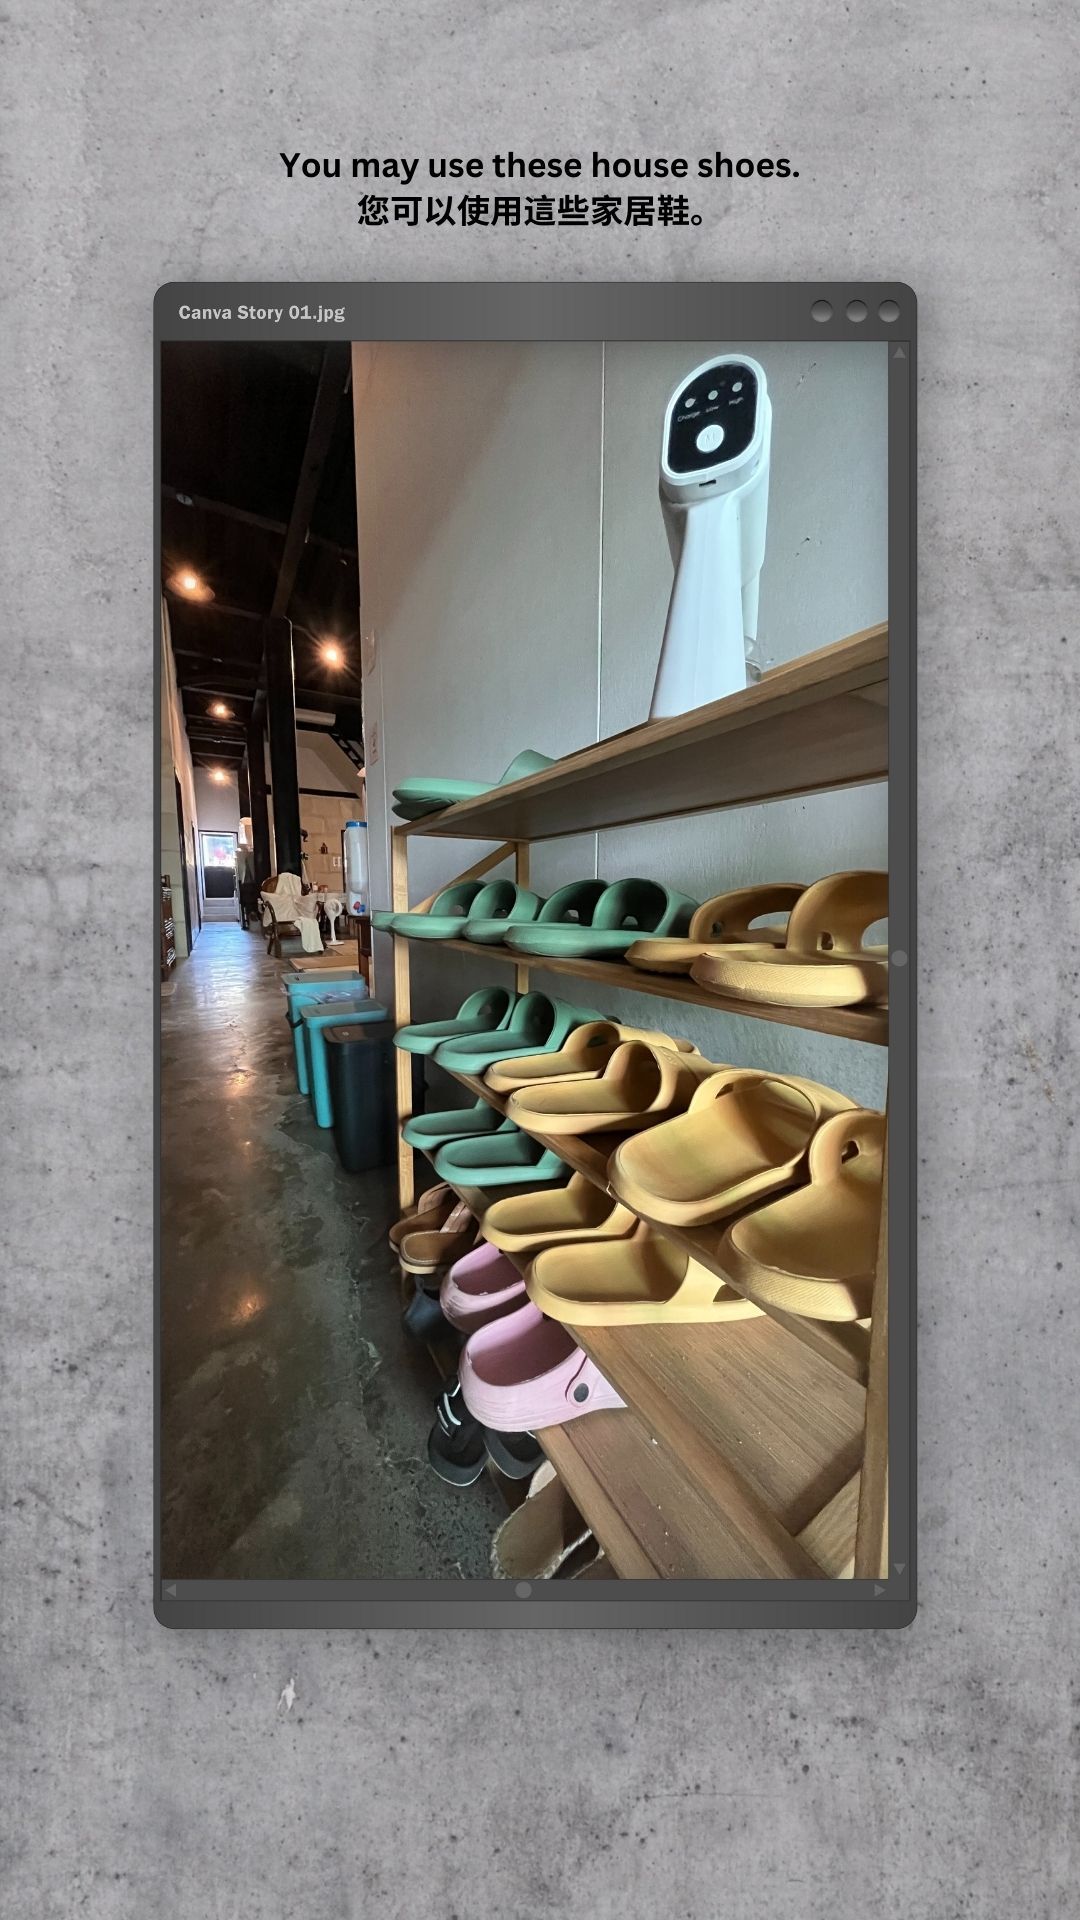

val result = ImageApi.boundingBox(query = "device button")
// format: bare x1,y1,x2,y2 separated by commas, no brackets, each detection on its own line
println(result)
696,423,724,453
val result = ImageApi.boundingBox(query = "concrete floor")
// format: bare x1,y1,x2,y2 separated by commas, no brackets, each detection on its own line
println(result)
160,924,503,1580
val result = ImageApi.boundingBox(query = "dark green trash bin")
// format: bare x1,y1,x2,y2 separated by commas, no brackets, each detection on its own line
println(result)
325,1021,396,1172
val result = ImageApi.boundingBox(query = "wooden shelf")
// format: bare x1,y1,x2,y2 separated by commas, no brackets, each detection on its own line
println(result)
432,937,888,1046
390,622,890,1583
447,1071,871,1384
400,625,887,843
432,1171,862,1579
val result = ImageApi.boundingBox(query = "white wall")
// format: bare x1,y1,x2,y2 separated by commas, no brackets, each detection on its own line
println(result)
160,601,200,957
354,340,888,1110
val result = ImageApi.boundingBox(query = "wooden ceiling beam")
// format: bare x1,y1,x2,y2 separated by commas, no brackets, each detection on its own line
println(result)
164,589,264,623
162,483,357,559
271,343,352,620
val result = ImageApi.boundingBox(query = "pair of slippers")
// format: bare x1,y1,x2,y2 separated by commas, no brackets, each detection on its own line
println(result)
685,871,888,1010
392,750,554,822
490,1460,614,1582
389,1187,478,1276
402,1104,571,1188
427,1377,544,1488
435,1237,626,1429
397,989,604,1079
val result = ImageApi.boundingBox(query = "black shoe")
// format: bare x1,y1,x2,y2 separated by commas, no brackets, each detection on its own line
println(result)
427,1378,487,1487
403,1282,455,1343
483,1427,544,1481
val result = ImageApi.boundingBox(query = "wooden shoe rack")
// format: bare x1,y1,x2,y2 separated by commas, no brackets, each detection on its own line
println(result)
386,625,892,1581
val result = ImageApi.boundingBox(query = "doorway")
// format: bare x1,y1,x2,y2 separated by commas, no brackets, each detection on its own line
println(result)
199,831,239,920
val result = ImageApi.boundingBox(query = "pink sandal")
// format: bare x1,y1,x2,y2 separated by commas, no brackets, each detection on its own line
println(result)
460,1300,625,1432
440,1240,527,1334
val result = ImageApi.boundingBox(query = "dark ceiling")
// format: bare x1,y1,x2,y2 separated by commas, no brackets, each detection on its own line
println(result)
160,341,362,769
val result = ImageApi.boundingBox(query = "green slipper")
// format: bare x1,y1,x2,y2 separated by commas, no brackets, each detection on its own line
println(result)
463,879,544,944
394,987,517,1056
390,880,487,941
402,1102,513,1152
433,1129,570,1188
507,878,698,959
434,992,604,1077
392,749,555,819
493,877,608,957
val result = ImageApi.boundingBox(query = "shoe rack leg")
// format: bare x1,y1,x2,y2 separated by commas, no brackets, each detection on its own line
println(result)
514,841,531,995
854,1117,889,1578
391,828,415,1213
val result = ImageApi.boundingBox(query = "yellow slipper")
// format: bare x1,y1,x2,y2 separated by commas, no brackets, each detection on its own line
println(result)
526,1218,763,1326
484,1020,696,1095
721,1109,885,1320
690,870,888,1009
626,882,805,975
506,1042,719,1138
481,1174,637,1256
609,1068,857,1228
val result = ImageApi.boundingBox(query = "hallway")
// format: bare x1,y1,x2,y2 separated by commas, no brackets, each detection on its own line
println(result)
160,925,502,1580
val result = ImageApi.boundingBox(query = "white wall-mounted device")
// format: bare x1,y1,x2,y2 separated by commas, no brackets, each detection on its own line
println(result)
649,354,772,719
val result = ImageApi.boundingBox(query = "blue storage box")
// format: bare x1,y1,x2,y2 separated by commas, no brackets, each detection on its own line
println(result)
299,995,389,1128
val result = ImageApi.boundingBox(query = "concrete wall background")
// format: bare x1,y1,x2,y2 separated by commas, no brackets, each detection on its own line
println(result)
357,338,887,1111
5,3,1079,1915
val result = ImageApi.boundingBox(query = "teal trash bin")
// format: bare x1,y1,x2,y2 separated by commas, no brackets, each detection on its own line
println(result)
300,996,389,1128
282,974,369,1097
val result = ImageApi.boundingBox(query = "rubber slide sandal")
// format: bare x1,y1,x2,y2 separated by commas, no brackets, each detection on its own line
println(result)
388,1181,454,1251
722,1108,885,1321
460,1300,626,1431
484,1020,697,1095
609,1068,857,1228
434,993,603,1076
440,1241,528,1334
490,1461,592,1579
494,877,608,954
392,750,555,818
388,880,488,942
481,1174,637,1256
433,1129,569,1188
462,879,544,944
394,987,516,1055
526,1218,764,1327
626,882,806,975
401,1101,511,1152
506,1040,718,1137
506,877,697,959
390,797,452,821
690,870,889,1008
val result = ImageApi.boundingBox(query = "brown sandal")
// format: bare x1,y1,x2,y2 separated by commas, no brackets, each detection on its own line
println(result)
388,1182,454,1253
398,1198,478,1276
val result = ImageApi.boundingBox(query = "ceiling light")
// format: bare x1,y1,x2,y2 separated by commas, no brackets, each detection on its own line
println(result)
210,701,232,719
210,768,228,784
167,566,215,603
320,639,344,668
